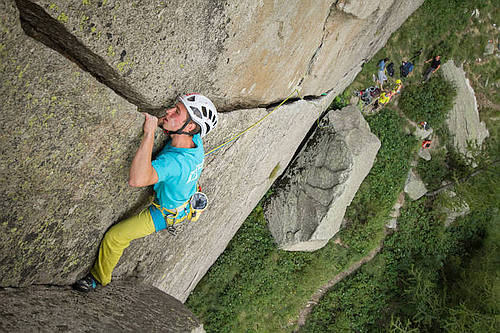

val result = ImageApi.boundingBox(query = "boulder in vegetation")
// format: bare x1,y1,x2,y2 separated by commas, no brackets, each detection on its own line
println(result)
418,147,432,160
413,126,433,140
404,169,427,200
265,106,380,251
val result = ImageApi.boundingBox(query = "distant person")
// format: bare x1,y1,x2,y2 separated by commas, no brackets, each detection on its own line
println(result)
392,79,403,94
374,90,394,110
418,121,430,131
400,60,414,78
423,55,441,82
378,58,390,72
376,58,390,89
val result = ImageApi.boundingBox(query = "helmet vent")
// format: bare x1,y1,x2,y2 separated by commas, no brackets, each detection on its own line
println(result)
201,106,207,117
190,106,202,118
208,110,213,119
187,96,196,102
205,123,211,133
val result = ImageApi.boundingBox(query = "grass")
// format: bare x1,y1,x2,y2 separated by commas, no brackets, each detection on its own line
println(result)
186,203,366,332
398,75,456,129
302,197,499,332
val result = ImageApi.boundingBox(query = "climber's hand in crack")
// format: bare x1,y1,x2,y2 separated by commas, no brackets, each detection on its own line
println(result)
142,112,158,135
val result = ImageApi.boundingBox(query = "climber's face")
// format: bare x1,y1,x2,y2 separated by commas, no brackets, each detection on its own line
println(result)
158,102,190,132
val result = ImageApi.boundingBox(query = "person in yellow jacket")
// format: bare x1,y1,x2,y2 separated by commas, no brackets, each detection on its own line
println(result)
74,93,218,292
378,90,394,106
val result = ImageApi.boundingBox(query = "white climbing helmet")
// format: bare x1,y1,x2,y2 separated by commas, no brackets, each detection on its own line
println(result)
178,93,218,137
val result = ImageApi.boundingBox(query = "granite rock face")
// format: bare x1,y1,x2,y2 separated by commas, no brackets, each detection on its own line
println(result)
1,0,424,303
0,280,204,332
264,106,380,251
114,92,339,300
441,60,489,160
337,0,381,19
1,0,151,287
18,0,423,110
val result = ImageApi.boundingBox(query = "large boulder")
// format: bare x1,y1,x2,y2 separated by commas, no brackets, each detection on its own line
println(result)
0,280,204,332
18,0,423,110
441,60,489,160
264,106,381,251
1,0,424,302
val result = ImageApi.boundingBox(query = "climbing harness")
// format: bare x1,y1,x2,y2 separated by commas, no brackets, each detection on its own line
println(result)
422,140,432,149
150,184,208,236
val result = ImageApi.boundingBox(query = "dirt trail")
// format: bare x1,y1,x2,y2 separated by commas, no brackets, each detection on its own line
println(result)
293,234,386,331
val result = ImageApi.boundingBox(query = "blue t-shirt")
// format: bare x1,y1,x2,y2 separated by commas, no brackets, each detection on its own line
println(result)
151,134,204,210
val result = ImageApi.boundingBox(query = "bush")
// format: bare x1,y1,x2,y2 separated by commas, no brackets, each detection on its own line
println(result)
399,75,456,130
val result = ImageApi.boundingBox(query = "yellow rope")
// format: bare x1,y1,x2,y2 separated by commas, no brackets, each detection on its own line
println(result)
204,89,301,156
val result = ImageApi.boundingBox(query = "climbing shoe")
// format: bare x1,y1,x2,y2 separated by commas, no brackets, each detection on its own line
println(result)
74,273,99,292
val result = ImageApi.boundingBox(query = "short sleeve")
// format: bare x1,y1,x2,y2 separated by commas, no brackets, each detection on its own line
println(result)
152,154,182,183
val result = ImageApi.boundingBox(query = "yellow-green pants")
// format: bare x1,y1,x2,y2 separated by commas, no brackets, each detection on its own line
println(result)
90,207,156,286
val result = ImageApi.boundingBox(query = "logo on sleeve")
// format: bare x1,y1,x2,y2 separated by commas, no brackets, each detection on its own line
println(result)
187,162,203,183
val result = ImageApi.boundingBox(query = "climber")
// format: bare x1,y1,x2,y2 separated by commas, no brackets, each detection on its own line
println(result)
418,121,430,131
422,55,441,82
374,90,394,109
74,93,218,292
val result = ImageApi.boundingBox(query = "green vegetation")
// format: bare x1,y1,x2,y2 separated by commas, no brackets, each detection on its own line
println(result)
343,108,415,253
399,76,456,130
302,0,500,331
302,200,499,332
188,0,499,331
